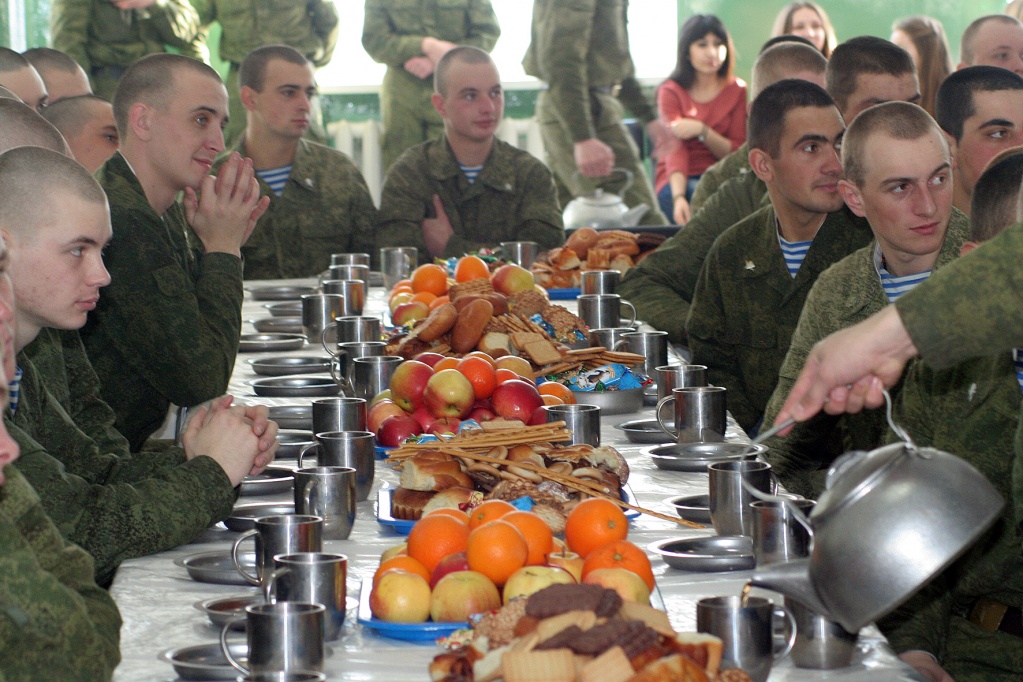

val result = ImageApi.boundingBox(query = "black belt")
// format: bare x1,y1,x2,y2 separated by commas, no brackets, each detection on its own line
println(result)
968,598,1023,638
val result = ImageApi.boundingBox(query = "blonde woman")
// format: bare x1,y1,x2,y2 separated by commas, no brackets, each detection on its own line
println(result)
772,2,837,58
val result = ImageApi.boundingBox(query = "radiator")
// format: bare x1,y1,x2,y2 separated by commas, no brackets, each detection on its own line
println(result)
329,117,547,208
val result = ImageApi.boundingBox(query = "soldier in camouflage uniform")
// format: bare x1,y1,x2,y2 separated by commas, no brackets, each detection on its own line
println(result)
51,0,201,100
685,81,870,433
376,47,563,262
762,102,966,497
80,54,269,451
362,0,500,173
523,0,674,225
215,46,377,279
192,0,339,147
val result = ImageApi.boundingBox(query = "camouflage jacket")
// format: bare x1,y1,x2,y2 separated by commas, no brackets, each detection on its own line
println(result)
685,205,872,433
689,142,750,213
216,138,377,279
193,0,338,66
762,211,969,497
878,352,1023,678
81,152,243,451
51,0,200,74
617,170,770,343
0,465,121,680
375,136,565,262
523,0,655,140
10,330,236,585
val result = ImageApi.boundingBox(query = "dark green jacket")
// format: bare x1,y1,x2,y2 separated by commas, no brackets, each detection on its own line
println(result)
11,329,236,585
82,152,243,451
0,465,121,680
686,205,872,432
193,0,338,66
763,211,969,497
375,136,565,262
689,142,750,213
216,138,377,278
618,170,769,343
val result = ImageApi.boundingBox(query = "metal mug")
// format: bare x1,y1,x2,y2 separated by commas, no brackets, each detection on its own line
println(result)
622,330,668,379
655,364,707,403
544,403,601,446
221,601,325,675
351,355,402,401
264,552,348,642
328,341,387,390
319,279,365,316
298,431,375,501
786,597,859,669
581,269,620,295
587,326,634,350
334,316,382,345
300,294,343,344
750,499,815,566
330,252,370,267
312,397,367,434
708,461,777,537
656,386,727,443
500,241,540,268
326,264,369,286
697,595,796,682
577,294,637,329
232,515,323,587
235,672,326,682
380,246,417,290
293,467,357,541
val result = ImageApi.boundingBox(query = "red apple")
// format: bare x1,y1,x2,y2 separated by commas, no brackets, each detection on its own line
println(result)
389,360,435,412
429,551,470,588
546,550,584,583
368,399,407,433
428,417,461,437
502,565,576,604
490,263,535,296
392,301,429,326
411,406,437,430
490,379,544,422
469,406,497,423
527,405,548,426
413,352,446,368
429,571,501,622
423,368,476,419
388,292,414,314
370,570,431,623
583,568,650,604
377,414,423,447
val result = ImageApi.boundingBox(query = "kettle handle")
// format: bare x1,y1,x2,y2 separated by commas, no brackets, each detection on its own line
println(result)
570,167,634,192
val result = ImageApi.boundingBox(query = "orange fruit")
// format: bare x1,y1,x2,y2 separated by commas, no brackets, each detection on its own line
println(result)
454,255,491,283
374,555,431,585
423,507,470,526
542,395,564,406
565,497,629,558
502,511,554,566
407,514,470,573
468,499,516,531
428,295,451,311
433,357,460,372
411,291,438,307
464,351,498,368
466,520,529,586
457,356,498,399
411,264,449,296
581,540,655,591
538,382,576,405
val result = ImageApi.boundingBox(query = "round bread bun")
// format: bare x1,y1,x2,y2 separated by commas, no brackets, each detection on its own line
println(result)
566,227,599,259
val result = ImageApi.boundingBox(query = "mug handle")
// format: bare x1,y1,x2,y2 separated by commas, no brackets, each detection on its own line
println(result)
620,299,637,328
220,618,249,674
655,395,679,439
231,530,261,586
320,325,337,356
262,566,290,604
300,477,318,518
297,442,319,469
773,604,798,661
612,339,628,351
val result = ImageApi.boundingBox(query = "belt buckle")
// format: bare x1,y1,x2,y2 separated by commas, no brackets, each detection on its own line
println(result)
970,598,1008,632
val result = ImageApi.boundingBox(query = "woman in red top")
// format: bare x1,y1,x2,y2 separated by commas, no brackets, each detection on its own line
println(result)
655,14,746,225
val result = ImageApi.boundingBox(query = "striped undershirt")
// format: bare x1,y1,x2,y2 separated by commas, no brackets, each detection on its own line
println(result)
8,366,22,415
459,162,484,184
1014,349,1023,395
778,236,813,278
255,165,292,196
872,243,932,303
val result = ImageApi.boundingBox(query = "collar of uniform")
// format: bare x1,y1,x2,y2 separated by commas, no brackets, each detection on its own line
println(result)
230,138,318,196
427,137,517,194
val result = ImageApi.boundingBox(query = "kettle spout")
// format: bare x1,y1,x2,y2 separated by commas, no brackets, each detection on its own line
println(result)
621,203,649,227
750,559,832,616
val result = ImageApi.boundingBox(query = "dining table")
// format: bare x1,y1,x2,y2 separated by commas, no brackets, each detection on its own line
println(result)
109,277,924,681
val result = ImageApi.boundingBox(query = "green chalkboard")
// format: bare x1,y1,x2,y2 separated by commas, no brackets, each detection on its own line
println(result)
675,0,1006,86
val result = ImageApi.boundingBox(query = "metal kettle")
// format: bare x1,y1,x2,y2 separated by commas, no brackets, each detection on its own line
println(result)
750,440,1003,632
562,168,649,229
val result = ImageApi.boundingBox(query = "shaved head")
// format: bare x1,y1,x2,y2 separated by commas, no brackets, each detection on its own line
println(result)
23,47,90,102
0,99,70,156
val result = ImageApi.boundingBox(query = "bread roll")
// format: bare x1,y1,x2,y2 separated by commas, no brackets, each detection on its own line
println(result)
417,302,458,342
421,486,476,516
400,452,473,491
390,487,436,520
566,227,599,259
548,247,582,271
451,298,494,353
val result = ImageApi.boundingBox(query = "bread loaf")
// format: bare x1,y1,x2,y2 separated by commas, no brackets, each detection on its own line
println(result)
417,302,458,342
400,452,473,491
566,227,599,259
451,298,494,353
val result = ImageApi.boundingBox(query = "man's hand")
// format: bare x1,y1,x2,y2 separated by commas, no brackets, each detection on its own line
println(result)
647,120,680,161
422,194,454,258
422,37,457,65
182,397,279,474
404,56,435,79
183,153,270,256
180,405,263,487
899,652,954,682
574,138,615,178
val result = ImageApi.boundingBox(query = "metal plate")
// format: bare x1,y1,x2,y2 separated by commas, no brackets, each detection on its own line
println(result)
194,594,262,629
239,465,295,496
248,285,318,301
174,551,257,586
665,494,712,524
645,442,767,473
248,355,332,377
276,430,314,460
265,301,302,317
251,317,303,334
159,641,249,680
649,536,755,572
615,418,673,444
249,376,340,398
238,333,306,353
573,387,644,415
224,502,296,533
268,405,313,430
